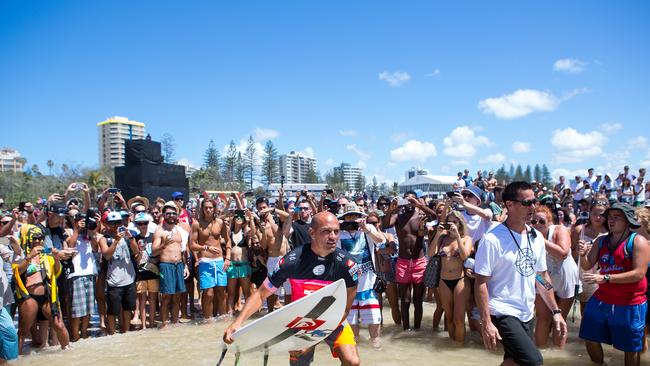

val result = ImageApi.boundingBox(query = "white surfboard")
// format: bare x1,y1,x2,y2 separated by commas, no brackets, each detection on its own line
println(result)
230,279,347,355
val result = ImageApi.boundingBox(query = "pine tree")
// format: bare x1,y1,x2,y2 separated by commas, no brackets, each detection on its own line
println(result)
541,164,553,188
508,164,515,181
524,165,532,182
495,165,508,185
235,151,246,190
203,140,220,169
161,133,176,163
514,165,524,181
305,165,318,183
243,136,258,190
533,164,542,183
261,140,279,185
223,140,238,184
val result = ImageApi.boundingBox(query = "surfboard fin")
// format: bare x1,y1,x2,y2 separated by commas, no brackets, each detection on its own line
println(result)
234,352,241,366
263,345,269,366
215,344,228,366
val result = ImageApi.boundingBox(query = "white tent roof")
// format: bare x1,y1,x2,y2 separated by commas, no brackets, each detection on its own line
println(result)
399,174,457,186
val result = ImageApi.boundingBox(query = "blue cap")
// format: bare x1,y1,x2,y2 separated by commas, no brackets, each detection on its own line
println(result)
414,189,424,198
172,192,184,199
461,186,484,205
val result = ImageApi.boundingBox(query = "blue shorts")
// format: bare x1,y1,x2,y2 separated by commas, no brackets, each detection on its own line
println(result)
0,307,18,361
199,259,227,289
579,297,647,352
159,262,187,295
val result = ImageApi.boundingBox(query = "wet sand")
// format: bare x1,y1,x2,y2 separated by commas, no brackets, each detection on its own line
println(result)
18,302,649,365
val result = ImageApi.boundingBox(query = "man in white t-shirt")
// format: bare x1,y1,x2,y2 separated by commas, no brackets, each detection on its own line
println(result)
474,181,567,366
453,172,466,190
451,186,492,245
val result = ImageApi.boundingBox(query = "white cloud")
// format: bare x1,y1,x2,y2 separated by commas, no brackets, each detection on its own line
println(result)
512,141,531,153
479,153,507,165
325,158,334,167
346,144,370,162
425,69,441,77
628,136,648,149
378,71,411,87
552,168,585,181
300,147,316,158
600,123,623,133
553,58,587,73
443,126,492,159
339,129,357,137
222,138,265,166
253,128,279,141
390,140,438,162
356,161,367,169
478,89,559,119
551,128,607,163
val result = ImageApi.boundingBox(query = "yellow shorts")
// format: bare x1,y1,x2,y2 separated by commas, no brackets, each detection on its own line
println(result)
136,279,160,294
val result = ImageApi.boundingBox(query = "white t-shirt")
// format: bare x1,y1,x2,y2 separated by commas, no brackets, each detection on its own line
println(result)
462,211,491,245
570,181,583,200
474,223,547,322
634,183,645,203
70,236,98,278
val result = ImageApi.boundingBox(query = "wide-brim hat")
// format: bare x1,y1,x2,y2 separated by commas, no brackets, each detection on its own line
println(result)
127,196,150,210
337,202,367,219
604,202,640,229
461,186,484,205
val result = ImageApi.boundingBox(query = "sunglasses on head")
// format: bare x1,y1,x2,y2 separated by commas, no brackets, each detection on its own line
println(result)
530,218,546,225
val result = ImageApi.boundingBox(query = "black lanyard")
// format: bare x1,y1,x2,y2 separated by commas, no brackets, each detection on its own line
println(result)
504,222,530,254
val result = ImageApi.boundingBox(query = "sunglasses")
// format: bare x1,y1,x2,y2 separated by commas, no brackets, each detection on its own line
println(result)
164,212,178,216
107,221,121,226
31,236,44,241
297,207,310,211
136,222,149,226
174,197,184,201
134,210,146,214
530,218,546,225
512,199,537,207
592,200,609,206
0,221,11,226
367,221,379,225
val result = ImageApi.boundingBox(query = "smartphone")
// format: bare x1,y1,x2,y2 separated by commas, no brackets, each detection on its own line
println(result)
446,191,457,198
440,223,451,230
325,189,334,195
118,227,126,234
75,183,84,190
42,246,52,255
397,198,409,206
18,202,26,212
234,209,245,217
107,187,121,194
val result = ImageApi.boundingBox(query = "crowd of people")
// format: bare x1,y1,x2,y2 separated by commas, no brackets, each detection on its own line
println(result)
0,164,649,365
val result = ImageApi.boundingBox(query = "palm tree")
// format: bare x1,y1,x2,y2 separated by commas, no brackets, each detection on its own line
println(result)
47,160,54,175
85,170,112,201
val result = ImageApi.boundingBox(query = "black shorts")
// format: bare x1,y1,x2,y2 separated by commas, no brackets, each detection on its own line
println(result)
491,315,543,366
106,283,136,316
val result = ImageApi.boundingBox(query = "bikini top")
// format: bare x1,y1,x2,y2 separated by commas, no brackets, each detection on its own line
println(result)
232,230,247,248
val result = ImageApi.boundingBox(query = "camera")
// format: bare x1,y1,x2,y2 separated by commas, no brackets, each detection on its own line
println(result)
397,198,409,207
340,221,359,231
325,188,334,195
578,211,589,220
446,191,458,198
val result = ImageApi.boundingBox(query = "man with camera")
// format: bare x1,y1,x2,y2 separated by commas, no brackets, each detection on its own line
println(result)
98,211,139,335
386,191,436,330
338,202,385,348
451,186,492,245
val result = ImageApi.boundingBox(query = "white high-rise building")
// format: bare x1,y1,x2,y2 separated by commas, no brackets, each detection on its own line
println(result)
334,163,364,191
0,148,25,173
98,116,146,168
278,151,317,184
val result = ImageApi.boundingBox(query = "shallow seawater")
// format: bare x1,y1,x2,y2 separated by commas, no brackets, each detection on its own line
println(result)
18,302,649,366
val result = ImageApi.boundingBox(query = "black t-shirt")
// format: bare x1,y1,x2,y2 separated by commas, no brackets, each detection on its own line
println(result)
39,223,68,251
291,220,311,248
267,245,358,300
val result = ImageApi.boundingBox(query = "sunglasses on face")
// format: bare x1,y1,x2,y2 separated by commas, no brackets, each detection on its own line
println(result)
107,221,121,226
530,218,546,225
174,197,184,201
31,236,44,242
0,221,11,226
136,222,149,226
367,221,379,225
513,199,537,207
298,207,310,211
134,210,146,214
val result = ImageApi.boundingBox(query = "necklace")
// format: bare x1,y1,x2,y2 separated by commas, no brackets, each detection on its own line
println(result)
504,222,536,277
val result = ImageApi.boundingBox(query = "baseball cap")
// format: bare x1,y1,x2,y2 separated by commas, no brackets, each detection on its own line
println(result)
105,211,122,222
172,192,184,200
134,212,152,223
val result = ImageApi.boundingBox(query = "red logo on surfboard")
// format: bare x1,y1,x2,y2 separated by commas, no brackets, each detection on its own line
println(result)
285,317,325,331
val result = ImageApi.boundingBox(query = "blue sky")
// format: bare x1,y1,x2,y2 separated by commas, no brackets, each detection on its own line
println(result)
1,1,649,184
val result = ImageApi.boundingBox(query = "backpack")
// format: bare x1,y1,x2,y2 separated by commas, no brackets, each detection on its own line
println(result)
597,232,637,259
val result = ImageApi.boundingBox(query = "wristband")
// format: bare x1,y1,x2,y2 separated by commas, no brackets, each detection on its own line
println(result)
551,309,562,315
